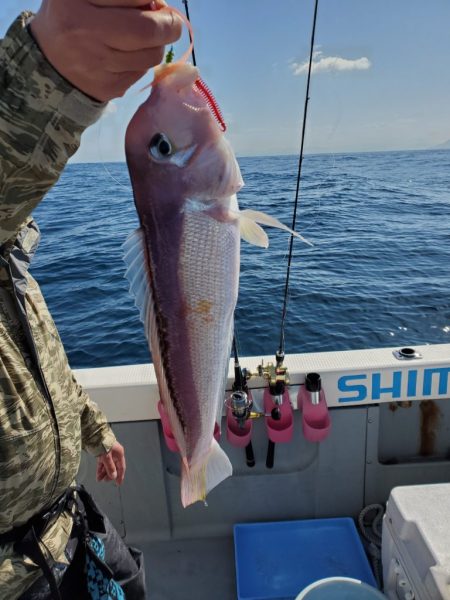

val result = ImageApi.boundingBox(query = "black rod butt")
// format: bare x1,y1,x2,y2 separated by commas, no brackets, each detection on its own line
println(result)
245,442,256,468
266,440,275,469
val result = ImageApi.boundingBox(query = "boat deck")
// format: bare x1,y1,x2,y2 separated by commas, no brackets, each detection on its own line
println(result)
142,537,235,599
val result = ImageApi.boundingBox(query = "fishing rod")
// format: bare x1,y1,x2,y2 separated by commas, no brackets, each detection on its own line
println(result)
255,0,319,469
182,0,197,66
230,337,256,468
278,0,319,357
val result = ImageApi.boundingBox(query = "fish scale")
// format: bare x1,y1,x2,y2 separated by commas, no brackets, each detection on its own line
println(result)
179,207,240,463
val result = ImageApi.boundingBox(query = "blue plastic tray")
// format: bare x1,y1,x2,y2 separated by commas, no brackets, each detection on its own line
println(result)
234,517,377,600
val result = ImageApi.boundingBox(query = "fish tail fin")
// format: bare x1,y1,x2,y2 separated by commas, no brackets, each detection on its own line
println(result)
181,441,232,508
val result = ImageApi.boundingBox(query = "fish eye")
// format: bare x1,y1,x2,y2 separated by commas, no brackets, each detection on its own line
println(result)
149,133,173,160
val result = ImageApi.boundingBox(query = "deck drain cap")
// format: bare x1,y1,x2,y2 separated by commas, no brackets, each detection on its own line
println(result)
393,347,422,360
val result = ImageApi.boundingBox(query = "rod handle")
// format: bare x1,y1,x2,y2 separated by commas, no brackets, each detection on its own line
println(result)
245,442,256,468
266,440,275,469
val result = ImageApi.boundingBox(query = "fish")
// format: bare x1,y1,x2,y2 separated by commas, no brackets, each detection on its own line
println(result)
124,62,309,507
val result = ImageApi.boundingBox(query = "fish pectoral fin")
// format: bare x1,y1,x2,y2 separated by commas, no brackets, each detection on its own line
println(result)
239,215,269,248
240,209,313,247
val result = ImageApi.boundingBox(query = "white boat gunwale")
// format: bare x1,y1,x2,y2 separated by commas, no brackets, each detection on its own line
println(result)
74,343,450,422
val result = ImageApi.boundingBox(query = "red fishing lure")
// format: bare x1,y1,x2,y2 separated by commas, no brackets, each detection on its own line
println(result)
194,78,227,132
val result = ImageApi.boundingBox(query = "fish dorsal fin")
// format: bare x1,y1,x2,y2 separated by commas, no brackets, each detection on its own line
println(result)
122,228,152,334
239,209,313,247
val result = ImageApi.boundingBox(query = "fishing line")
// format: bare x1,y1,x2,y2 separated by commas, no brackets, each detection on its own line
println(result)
97,114,130,192
278,0,319,356
182,0,197,66
299,152,337,235
145,5,195,88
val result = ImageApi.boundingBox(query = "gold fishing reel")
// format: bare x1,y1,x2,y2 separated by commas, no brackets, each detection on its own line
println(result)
236,352,290,417
251,351,290,400
256,359,290,390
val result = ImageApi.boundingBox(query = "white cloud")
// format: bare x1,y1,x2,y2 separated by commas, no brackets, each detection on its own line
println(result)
291,50,371,75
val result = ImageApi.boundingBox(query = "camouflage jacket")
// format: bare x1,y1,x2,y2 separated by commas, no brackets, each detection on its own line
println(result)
0,13,117,599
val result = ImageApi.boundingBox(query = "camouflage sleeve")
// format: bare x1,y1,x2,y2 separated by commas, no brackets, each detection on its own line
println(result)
0,12,105,246
72,372,117,456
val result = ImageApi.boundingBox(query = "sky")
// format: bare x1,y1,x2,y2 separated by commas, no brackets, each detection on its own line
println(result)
1,0,450,162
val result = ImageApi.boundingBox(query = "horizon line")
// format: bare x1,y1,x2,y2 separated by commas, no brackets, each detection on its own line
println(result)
70,146,449,165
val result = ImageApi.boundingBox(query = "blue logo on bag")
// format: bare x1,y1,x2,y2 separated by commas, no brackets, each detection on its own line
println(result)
86,535,125,600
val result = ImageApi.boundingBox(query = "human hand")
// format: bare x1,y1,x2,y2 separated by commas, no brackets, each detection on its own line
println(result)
96,441,126,484
30,0,182,102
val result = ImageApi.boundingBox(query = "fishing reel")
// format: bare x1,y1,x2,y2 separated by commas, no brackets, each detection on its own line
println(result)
225,350,293,469
256,350,290,406
226,385,281,425
227,351,291,421
226,390,253,429
225,359,254,428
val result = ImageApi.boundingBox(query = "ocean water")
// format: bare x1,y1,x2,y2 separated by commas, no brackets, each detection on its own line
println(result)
32,150,450,369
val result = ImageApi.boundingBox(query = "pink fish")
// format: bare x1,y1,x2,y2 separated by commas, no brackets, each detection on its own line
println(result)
124,62,308,506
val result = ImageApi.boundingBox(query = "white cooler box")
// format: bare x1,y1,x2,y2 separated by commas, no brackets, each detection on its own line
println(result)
382,484,450,600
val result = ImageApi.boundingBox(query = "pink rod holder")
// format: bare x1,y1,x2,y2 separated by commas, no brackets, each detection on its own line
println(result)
263,389,294,443
297,372,331,442
226,391,253,447
158,401,220,453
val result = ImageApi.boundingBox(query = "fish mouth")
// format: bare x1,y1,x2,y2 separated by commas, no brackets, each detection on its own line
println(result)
193,78,227,132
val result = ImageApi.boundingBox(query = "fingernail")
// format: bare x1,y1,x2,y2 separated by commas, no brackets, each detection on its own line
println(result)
154,0,168,7
112,471,117,479
150,0,167,9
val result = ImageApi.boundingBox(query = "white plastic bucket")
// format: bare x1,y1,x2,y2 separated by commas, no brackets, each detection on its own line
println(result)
296,577,387,599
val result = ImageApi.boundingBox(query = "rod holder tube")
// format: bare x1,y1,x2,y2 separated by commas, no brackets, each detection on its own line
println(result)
310,391,320,405
305,372,321,406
